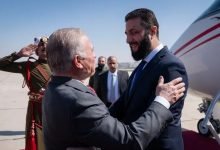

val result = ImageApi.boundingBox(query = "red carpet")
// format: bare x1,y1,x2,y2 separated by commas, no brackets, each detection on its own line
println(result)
183,130,220,150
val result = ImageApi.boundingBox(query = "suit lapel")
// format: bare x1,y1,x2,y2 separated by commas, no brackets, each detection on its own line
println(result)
128,47,168,98
127,65,139,92
103,72,108,98
117,71,122,93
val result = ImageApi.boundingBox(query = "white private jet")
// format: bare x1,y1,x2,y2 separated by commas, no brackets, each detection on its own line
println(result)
170,0,220,144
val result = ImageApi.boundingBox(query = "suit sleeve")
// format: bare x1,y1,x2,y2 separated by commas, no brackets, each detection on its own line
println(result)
96,74,103,101
162,61,188,103
161,60,188,125
125,71,129,83
72,93,172,150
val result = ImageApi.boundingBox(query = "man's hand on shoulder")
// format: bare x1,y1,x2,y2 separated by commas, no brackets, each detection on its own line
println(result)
156,76,185,105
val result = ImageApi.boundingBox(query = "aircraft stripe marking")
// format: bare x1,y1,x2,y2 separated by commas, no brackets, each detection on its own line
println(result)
174,23,220,55
178,33,220,57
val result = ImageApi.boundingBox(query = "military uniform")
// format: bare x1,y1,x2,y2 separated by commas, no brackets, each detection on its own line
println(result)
0,52,51,150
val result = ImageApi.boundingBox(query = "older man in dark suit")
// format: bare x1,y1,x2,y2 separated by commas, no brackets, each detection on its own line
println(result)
42,28,185,150
97,56,129,107
110,8,188,150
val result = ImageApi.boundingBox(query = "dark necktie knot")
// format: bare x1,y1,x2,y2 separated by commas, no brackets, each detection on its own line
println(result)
137,60,147,72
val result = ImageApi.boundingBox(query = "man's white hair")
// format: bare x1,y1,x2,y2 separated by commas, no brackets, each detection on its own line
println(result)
46,28,88,74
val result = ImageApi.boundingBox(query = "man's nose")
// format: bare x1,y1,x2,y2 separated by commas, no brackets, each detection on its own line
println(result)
126,34,133,43
126,36,130,44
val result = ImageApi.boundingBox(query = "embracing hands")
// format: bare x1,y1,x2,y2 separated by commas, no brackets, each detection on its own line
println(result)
156,76,185,104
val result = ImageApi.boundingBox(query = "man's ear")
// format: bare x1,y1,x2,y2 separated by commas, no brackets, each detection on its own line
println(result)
73,55,83,69
150,26,157,37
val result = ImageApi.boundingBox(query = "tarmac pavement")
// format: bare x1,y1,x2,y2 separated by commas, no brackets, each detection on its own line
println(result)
0,71,205,150
0,71,27,150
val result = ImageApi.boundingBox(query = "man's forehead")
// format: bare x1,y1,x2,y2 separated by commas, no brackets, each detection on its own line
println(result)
99,57,105,61
125,18,143,30
108,57,117,62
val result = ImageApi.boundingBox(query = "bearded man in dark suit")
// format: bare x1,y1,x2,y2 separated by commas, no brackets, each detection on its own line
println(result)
110,8,188,150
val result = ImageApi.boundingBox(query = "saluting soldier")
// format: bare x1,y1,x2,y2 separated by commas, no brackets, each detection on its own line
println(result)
0,37,51,150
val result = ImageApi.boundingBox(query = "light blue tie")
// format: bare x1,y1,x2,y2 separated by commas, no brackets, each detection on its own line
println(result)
109,74,116,102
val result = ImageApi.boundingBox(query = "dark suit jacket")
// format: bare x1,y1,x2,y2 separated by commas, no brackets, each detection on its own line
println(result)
42,76,173,150
97,70,129,105
88,66,107,92
110,47,188,150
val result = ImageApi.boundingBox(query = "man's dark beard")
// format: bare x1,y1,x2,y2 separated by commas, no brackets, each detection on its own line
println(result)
97,64,105,70
131,35,152,61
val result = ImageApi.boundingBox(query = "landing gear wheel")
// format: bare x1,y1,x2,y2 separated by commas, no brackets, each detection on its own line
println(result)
197,118,211,137
210,119,220,133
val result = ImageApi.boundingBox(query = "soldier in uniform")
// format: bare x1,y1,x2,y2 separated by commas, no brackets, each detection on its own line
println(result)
0,37,51,150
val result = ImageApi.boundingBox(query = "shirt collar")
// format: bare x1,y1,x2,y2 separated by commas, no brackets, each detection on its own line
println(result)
108,70,118,76
143,43,164,63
